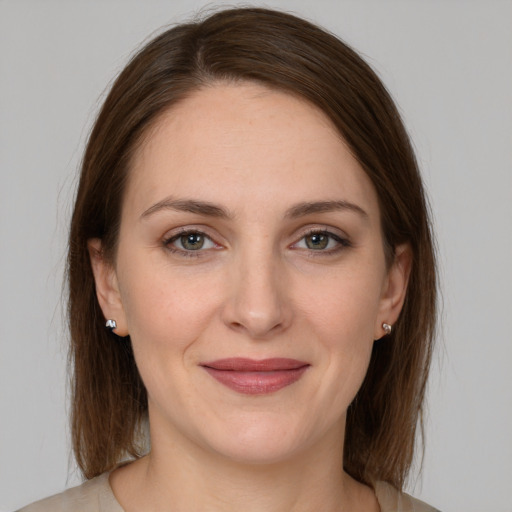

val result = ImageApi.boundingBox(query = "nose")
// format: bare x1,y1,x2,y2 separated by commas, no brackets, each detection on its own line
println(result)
221,248,292,339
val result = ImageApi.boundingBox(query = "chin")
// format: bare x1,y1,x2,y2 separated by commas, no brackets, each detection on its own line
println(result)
212,439,304,466
195,414,321,466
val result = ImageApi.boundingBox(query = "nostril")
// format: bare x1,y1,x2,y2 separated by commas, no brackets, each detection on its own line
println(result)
230,321,247,332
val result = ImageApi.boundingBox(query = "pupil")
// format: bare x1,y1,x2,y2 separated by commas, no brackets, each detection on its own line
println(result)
307,233,328,250
182,233,204,250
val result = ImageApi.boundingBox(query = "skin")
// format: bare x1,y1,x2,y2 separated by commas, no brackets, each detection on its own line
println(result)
89,82,411,511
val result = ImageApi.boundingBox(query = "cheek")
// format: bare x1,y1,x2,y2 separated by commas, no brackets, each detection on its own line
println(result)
304,265,384,344
300,267,383,402
117,268,222,414
117,258,223,363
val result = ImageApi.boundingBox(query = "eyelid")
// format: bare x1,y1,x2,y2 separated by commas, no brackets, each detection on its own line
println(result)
162,226,224,257
160,224,351,258
162,224,222,242
290,226,352,253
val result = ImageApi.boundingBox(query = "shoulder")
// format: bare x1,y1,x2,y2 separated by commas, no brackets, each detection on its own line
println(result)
16,473,124,512
374,481,441,512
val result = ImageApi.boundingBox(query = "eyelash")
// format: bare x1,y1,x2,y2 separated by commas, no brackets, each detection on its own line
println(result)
163,229,219,258
162,228,351,258
292,229,351,256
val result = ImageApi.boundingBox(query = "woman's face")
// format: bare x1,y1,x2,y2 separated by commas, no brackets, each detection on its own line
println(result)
91,83,409,464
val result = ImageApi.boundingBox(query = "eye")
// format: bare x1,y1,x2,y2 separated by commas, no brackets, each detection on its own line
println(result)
304,232,331,250
164,230,217,253
292,230,350,253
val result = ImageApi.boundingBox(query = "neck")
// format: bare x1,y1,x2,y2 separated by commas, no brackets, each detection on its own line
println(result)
110,417,378,512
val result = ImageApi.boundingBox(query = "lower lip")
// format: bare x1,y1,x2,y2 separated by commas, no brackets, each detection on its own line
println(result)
202,366,309,395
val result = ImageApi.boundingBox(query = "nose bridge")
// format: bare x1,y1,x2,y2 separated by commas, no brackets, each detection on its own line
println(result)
225,240,290,338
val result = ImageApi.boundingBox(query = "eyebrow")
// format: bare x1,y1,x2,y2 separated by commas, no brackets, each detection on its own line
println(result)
284,200,368,220
140,197,232,220
140,197,368,221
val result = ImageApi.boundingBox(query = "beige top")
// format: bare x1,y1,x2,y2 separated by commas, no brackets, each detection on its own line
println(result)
18,473,440,512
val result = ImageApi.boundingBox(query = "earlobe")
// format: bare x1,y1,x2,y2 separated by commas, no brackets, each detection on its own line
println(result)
87,238,129,337
375,243,412,339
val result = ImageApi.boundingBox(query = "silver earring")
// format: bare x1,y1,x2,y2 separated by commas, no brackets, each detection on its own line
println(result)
382,323,392,335
105,319,117,331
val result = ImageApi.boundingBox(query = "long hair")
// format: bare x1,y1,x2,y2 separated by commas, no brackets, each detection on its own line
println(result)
68,7,437,489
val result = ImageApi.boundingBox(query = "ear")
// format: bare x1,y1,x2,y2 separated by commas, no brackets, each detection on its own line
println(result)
87,238,129,337
374,243,412,339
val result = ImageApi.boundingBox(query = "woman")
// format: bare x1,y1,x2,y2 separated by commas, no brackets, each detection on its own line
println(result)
20,7,439,511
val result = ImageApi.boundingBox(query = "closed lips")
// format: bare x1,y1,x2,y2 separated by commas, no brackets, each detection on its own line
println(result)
200,358,310,394
201,358,309,371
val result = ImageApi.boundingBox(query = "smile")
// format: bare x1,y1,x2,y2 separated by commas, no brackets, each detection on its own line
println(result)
200,358,310,395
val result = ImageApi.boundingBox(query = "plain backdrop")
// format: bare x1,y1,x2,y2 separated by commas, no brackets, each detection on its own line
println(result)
1,1,511,511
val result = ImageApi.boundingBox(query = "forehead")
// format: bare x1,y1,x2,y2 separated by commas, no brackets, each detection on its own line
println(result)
124,82,380,222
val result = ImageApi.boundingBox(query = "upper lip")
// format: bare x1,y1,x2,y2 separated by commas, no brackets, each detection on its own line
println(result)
200,358,309,371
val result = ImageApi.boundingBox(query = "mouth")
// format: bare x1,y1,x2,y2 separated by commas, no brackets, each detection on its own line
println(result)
200,358,310,395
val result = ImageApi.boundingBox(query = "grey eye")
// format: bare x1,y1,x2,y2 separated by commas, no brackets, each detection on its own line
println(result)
304,233,330,250
167,231,216,252
179,233,206,250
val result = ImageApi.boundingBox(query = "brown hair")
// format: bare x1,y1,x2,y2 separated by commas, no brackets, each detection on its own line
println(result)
68,7,437,490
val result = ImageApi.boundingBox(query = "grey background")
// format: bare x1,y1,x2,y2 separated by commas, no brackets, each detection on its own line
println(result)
1,1,511,511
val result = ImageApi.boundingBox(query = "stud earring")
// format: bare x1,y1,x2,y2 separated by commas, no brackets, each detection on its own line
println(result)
382,323,392,335
105,319,117,331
